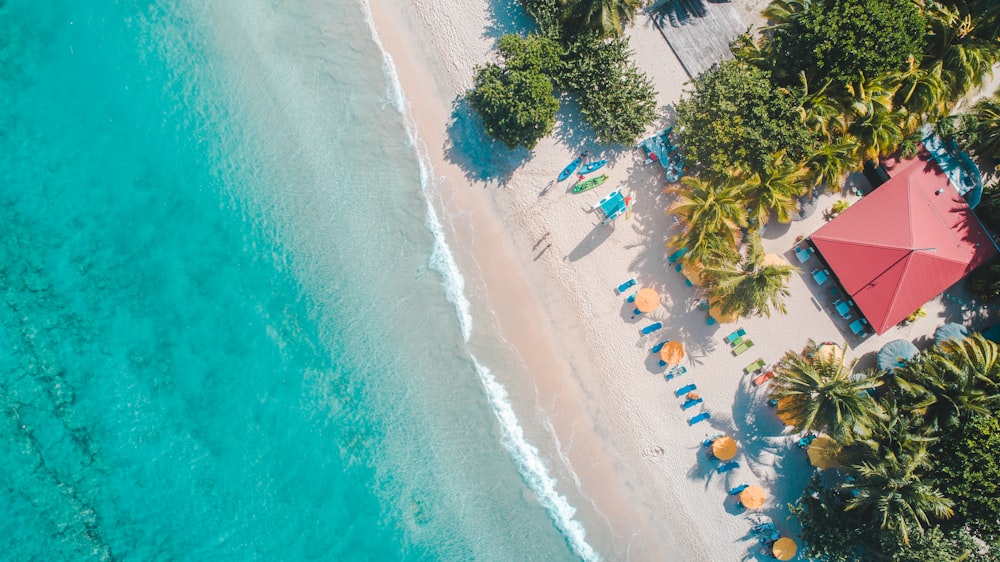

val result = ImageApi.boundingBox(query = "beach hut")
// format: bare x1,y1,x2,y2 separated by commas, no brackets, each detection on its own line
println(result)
877,339,919,372
738,485,766,510
711,436,737,461
772,537,798,561
807,435,841,470
935,322,969,346
634,288,660,313
659,341,685,365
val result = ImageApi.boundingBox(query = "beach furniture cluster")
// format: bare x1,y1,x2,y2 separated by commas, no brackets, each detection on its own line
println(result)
638,128,685,182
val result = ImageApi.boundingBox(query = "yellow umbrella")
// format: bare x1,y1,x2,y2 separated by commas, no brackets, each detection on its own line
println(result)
711,436,737,461
659,341,685,365
772,537,797,560
708,299,738,323
776,397,798,426
739,485,766,510
681,262,703,286
634,288,660,313
815,343,843,363
807,435,841,470
763,253,789,267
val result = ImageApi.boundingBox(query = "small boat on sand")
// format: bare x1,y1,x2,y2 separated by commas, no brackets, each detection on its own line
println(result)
572,173,609,193
579,159,607,174
557,154,584,181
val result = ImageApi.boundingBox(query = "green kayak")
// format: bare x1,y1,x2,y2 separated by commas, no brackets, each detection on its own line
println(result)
572,173,609,193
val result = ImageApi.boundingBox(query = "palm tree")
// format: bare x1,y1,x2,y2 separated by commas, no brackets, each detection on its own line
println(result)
761,0,810,31
743,151,809,225
796,73,845,143
841,74,908,161
895,57,950,124
803,139,860,196
666,174,748,254
894,334,1000,429
730,33,772,71
561,0,642,38
969,93,1000,177
701,234,796,319
841,447,955,545
769,340,884,443
922,3,1000,102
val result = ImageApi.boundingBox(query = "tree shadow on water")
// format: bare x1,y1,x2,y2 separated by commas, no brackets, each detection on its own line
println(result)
444,96,532,187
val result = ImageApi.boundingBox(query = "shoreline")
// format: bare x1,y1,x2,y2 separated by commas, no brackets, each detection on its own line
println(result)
365,0,994,560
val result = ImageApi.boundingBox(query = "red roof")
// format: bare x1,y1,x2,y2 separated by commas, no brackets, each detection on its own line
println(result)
811,152,997,334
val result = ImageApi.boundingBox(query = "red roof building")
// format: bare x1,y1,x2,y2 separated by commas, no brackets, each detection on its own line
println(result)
811,152,998,334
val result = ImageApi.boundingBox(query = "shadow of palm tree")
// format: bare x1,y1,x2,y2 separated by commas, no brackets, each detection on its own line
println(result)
566,221,614,261
482,0,535,41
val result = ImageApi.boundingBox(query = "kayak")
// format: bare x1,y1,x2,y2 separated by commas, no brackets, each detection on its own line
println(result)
572,173,609,193
557,156,583,181
579,159,607,174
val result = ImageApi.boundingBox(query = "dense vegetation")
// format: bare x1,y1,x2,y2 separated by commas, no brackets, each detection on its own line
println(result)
772,335,1000,560
467,0,657,149
667,0,1000,320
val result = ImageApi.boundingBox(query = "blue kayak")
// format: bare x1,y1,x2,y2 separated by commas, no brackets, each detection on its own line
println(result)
579,159,607,174
557,155,583,181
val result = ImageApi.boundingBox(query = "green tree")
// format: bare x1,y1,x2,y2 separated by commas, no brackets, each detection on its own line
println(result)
666,174,748,259
769,340,884,442
769,0,925,86
923,2,1000,103
701,234,796,319
561,36,657,144
893,335,1000,430
467,34,562,149
934,413,1000,545
968,93,1000,178
674,60,811,175
743,151,809,224
804,140,860,194
842,447,955,545
560,0,641,39
967,256,1000,301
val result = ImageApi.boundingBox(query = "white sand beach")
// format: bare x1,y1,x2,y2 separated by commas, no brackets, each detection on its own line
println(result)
368,1,995,559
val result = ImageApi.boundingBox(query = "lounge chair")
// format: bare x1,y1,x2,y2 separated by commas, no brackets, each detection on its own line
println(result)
732,340,755,356
641,322,663,335
632,308,643,316
725,328,746,344
717,461,739,473
626,293,636,303
616,278,636,295
730,335,746,347
744,359,766,374
675,383,697,396
728,484,749,495
701,433,723,446
681,398,703,410
651,340,668,353
752,371,775,387
667,248,687,263
688,411,711,425
797,434,817,448
665,366,687,380
707,316,717,325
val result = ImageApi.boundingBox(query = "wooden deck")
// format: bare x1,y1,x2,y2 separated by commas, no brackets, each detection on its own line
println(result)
648,0,749,79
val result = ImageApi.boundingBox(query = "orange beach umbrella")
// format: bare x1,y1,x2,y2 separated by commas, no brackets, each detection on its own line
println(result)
659,341,685,364
772,537,797,560
807,435,841,470
634,288,660,313
739,485,766,510
711,436,737,461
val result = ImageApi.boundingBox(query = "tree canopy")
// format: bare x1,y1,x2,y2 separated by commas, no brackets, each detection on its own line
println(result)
674,60,812,175
467,34,562,150
770,0,926,86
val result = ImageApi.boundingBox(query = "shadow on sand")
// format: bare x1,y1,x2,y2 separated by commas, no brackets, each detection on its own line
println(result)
443,96,532,187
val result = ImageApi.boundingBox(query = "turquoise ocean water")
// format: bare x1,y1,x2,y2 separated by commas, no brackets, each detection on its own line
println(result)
0,1,598,559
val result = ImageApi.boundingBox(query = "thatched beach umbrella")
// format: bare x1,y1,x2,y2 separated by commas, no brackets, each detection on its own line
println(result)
775,397,798,426
738,485,766,510
815,342,843,363
659,341,685,365
681,262,703,286
807,435,840,470
772,537,797,560
635,288,660,313
708,299,738,323
935,322,969,346
877,339,919,372
762,253,789,267
711,436,737,461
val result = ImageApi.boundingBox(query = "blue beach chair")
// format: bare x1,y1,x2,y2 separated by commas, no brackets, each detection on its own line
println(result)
641,322,663,335
717,461,739,474
616,278,636,295
728,484,749,495
725,328,746,345
665,366,687,380
675,383,696,396
651,340,668,353
681,398,702,410
688,411,711,425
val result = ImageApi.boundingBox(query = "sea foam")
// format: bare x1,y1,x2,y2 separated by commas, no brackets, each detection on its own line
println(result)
360,4,600,560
